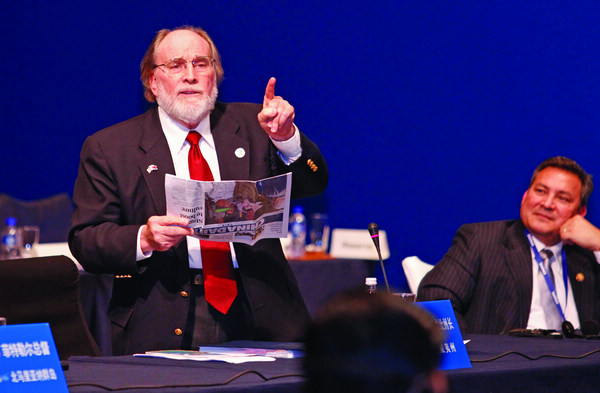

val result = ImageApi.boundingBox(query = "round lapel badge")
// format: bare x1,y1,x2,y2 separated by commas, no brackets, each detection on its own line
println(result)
235,148,246,158
576,272,585,282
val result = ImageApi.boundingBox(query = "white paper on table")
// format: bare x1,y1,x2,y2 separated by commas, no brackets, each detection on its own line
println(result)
133,350,276,364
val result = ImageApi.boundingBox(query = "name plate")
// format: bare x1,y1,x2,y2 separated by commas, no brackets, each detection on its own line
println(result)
329,228,390,260
0,323,68,392
416,300,472,370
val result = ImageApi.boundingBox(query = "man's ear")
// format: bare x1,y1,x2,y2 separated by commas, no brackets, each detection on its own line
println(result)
149,72,159,97
521,190,529,206
410,371,448,393
428,370,448,393
578,205,587,218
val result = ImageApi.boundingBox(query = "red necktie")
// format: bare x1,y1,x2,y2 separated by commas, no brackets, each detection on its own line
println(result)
186,131,237,314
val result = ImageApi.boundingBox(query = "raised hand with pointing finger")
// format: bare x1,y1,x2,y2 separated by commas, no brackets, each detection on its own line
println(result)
258,77,296,141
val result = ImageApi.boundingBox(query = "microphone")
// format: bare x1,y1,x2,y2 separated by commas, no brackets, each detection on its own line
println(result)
562,320,600,339
368,223,390,292
562,321,584,338
582,320,600,339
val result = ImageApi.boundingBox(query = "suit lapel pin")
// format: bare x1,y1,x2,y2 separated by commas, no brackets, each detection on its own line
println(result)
146,164,158,174
576,272,585,282
306,158,318,172
235,148,246,158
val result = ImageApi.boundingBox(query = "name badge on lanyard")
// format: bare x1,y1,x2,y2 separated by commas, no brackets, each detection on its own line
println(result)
525,230,569,322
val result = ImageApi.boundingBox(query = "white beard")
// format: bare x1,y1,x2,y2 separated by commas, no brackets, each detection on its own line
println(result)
156,83,218,127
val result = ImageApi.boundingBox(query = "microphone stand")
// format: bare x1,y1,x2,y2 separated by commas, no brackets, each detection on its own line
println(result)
368,223,390,293
378,247,390,293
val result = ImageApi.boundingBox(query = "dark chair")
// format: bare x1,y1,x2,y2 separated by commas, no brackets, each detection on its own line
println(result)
0,192,73,243
0,255,102,360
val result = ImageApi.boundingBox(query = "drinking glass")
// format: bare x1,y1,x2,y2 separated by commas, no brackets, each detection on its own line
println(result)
307,213,330,253
17,225,40,258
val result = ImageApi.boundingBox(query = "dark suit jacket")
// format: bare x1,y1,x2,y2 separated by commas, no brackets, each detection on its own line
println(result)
69,103,328,354
417,220,600,334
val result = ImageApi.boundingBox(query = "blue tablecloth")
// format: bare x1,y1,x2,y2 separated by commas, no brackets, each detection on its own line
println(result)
64,334,600,392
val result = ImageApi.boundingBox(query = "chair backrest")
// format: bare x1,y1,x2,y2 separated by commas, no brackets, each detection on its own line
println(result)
0,255,101,360
0,193,73,243
401,256,434,294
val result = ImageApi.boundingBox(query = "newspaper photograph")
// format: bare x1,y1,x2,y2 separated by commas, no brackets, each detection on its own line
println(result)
165,173,292,245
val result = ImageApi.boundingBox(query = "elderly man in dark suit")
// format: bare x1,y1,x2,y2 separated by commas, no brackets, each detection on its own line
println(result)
418,156,600,335
69,26,328,355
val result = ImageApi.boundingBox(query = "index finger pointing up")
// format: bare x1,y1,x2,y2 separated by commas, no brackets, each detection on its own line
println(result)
263,77,277,105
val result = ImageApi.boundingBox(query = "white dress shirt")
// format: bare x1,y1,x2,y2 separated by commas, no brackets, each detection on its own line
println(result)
526,235,580,330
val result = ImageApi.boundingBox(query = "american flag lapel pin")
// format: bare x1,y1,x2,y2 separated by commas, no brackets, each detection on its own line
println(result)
147,164,158,174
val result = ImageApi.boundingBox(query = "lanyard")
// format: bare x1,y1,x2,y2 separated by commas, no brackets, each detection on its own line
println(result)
525,231,569,322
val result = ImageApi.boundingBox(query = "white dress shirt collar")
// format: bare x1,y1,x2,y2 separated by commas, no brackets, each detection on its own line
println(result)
529,235,562,258
158,106,214,158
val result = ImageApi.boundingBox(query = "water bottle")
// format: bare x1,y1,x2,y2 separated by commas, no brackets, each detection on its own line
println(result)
365,277,377,294
288,206,307,258
1,217,19,259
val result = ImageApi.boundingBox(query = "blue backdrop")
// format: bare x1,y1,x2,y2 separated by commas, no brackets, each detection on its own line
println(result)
3,1,600,291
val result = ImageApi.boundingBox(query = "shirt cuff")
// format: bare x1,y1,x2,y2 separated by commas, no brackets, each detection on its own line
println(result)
594,251,600,263
272,125,302,165
137,225,153,261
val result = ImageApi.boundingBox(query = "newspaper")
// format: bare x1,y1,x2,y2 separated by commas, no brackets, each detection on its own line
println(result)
134,350,276,364
165,173,291,245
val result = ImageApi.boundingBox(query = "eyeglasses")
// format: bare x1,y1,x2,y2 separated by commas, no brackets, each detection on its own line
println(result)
153,56,215,77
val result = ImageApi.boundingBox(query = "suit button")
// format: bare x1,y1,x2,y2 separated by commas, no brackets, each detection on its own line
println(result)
175,328,183,336
180,291,189,298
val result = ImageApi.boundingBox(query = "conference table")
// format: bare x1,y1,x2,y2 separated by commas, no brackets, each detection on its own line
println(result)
63,334,600,392
78,255,374,356
72,256,600,392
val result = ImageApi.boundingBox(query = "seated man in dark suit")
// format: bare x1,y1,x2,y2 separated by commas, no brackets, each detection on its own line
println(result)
303,290,447,393
418,156,600,335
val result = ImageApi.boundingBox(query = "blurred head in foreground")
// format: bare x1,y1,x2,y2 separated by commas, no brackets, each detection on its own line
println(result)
303,290,447,393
